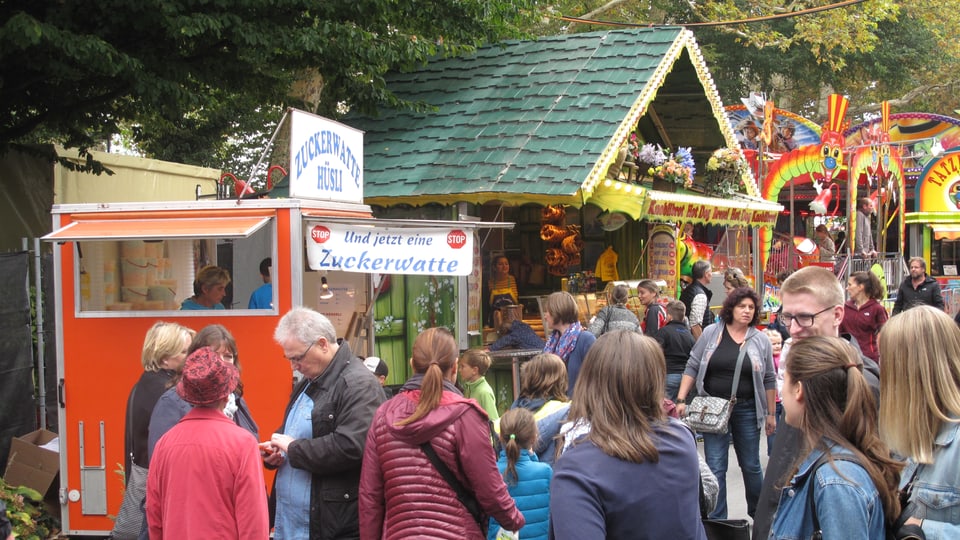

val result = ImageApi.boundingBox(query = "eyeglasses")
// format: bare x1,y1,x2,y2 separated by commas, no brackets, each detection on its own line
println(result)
779,306,835,328
287,341,316,364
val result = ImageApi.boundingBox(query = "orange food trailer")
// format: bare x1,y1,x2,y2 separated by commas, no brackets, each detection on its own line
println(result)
43,110,499,535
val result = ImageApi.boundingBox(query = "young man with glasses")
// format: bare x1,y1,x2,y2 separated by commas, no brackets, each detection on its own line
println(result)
260,307,385,540
751,266,881,539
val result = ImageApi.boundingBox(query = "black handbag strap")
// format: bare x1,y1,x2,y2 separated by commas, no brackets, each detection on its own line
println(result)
420,442,484,526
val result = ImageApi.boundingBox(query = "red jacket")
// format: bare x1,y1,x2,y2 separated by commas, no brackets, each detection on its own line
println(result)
359,380,524,540
147,407,268,539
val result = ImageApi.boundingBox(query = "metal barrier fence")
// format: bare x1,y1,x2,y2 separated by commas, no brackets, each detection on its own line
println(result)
844,253,907,301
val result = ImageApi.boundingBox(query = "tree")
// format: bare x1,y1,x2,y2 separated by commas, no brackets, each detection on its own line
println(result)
528,0,959,121
0,0,535,171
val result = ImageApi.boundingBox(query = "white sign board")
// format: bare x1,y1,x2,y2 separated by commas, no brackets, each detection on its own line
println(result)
305,222,474,276
289,109,364,203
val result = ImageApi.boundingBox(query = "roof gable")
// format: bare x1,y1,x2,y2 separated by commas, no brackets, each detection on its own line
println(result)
347,28,745,206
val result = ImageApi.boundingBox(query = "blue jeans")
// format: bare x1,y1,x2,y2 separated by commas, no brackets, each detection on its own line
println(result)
665,373,683,402
702,399,763,519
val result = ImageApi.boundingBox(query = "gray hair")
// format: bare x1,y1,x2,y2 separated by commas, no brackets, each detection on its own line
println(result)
274,306,337,346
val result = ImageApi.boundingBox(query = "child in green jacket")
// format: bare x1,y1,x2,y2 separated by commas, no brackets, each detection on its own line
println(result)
459,348,499,420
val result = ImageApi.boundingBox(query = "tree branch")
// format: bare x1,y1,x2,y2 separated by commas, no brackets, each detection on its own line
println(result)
847,80,960,116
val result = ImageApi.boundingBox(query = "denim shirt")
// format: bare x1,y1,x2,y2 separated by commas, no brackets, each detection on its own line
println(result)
901,419,960,540
770,444,885,540
683,324,776,431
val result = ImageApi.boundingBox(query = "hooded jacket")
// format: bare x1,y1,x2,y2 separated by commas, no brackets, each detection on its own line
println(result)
359,375,524,540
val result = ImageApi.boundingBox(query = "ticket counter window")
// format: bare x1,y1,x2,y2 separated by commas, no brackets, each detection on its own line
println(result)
932,237,960,276
46,216,276,314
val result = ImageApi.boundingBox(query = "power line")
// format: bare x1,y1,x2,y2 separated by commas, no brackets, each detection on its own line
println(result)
558,0,869,29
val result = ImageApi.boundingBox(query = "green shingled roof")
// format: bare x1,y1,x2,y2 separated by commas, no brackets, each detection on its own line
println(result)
346,27,742,207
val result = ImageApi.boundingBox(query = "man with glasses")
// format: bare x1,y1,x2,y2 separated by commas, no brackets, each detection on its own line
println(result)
752,266,881,539
260,307,385,540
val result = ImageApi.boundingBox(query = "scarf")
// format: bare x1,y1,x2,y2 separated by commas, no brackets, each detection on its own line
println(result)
544,321,584,362
399,372,463,395
511,396,548,412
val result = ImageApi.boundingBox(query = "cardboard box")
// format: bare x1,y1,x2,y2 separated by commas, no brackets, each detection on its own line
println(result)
4,429,59,496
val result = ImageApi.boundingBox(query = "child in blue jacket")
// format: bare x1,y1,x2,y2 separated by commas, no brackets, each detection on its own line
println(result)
488,408,552,540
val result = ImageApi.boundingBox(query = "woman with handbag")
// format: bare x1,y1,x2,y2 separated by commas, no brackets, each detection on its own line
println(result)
111,322,195,540
549,331,707,539
770,336,902,539
588,283,640,336
880,306,960,540
359,327,524,539
675,287,776,520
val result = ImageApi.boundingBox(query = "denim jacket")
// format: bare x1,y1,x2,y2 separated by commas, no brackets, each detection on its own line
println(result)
683,324,776,431
770,443,885,540
901,418,960,540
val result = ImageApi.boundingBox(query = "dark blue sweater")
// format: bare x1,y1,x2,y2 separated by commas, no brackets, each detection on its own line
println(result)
549,418,706,539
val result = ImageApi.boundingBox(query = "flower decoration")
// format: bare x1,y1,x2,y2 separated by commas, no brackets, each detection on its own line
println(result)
642,145,695,188
705,147,747,197
637,143,667,167
628,133,640,163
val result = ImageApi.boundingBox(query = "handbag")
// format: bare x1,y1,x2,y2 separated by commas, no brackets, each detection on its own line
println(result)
808,454,925,540
685,344,748,434
700,476,750,540
111,384,145,540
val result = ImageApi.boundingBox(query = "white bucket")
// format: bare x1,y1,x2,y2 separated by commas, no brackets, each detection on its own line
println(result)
121,286,149,304
122,258,150,286
148,285,177,304
144,241,164,259
120,240,146,259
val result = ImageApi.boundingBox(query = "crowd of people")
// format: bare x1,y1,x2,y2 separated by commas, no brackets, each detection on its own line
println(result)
115,254,960,540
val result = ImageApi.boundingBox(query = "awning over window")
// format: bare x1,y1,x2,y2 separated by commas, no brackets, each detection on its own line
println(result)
43,216,271,241
931,224,960,241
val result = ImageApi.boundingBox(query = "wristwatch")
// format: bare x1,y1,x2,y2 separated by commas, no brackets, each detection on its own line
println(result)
676,397,686,404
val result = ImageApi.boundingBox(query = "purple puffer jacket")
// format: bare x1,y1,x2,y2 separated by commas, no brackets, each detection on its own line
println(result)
359,376,524,540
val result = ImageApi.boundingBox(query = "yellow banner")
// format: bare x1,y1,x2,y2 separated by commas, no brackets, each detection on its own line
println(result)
643,198,778,228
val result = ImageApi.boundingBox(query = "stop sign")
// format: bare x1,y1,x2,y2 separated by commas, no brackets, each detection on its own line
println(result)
446,230,467,249
311,225,331,243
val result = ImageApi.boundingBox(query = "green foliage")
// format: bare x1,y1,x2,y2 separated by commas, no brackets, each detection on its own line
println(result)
0,0,537,168
532,0,959,118
0,478,58,539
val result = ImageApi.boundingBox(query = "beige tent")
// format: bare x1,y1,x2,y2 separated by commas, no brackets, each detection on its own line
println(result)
0,146,219,252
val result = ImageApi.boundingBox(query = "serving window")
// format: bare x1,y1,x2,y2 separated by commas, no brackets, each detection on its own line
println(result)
46,216,276,315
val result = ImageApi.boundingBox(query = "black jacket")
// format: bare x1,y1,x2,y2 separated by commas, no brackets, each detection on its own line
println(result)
125,369,176,472
892,274,944,315
270,342,385,540
654,321,695,374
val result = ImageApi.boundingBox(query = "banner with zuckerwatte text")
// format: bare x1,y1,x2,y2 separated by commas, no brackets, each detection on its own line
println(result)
305,222,474,276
